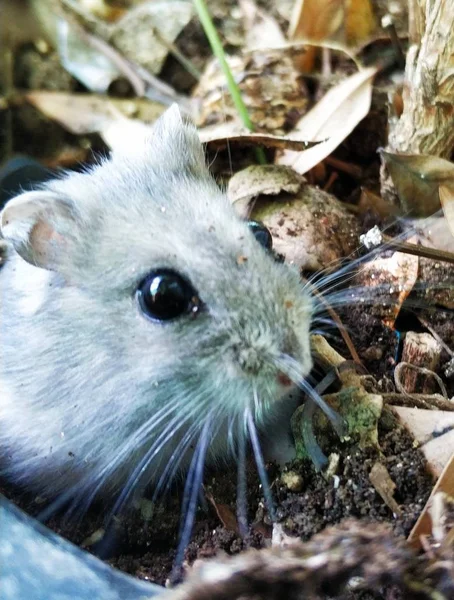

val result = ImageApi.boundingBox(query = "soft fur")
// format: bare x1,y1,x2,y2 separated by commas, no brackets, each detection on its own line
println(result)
0,106,313,499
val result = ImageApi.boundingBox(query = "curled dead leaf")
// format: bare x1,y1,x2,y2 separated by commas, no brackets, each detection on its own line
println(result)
380,151,454,217
228,165,304,216
439,184,454,239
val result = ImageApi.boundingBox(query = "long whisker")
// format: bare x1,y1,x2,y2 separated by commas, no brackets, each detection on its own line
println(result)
152,416,210,502
236,415,248,537
174,414,213,573
276,354,345,438
108,399,212,521
246,402,275,521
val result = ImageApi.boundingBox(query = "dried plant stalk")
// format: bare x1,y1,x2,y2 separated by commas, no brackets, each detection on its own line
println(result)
382,1,454,205
387,0,454,157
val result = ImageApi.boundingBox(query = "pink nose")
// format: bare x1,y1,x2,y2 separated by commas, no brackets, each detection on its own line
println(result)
277,372,292,387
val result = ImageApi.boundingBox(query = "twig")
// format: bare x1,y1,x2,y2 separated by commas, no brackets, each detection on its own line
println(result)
152,28,202,81
310,286,363,366
382,234,454,266
394,362,449,399
59,0,192,113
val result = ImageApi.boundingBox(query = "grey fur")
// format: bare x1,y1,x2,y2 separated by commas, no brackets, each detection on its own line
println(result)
0,105,313,498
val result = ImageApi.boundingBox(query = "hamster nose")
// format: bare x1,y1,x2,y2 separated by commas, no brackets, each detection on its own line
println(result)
277,372,293,387
235,346,263,374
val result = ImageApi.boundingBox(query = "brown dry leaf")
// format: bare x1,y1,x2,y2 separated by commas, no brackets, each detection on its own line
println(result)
439,184,454,240
408,455,454,549
357,188,398,220
369,462,402,516
239,0,286,50
380,151,454,217
79,0,126,22
288,0,345,71
390,406,454,478
199,125,320,152
278,67,377,175
193,50,310,134
205,491,240,534
228,165,304,216
25,91,165,135
289,0,344,41
288,0,376,70
345,0,377,46
352,248,419,328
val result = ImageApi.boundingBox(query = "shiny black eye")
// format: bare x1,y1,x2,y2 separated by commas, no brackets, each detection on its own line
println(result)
248,220,272,250
137,270,200,322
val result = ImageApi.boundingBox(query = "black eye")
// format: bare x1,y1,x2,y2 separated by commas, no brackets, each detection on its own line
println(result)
248,220,272,250
137,270,200,322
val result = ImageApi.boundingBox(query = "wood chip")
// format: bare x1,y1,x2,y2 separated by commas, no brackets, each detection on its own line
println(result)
369,462,402,516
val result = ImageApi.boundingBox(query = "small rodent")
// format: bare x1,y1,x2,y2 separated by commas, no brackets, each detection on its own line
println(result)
0,106,337,505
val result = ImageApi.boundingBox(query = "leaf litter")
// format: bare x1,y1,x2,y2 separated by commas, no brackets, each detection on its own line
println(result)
2,0,454,597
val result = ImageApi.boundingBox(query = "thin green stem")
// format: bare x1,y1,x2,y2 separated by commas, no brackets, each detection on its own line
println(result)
193,0,266,164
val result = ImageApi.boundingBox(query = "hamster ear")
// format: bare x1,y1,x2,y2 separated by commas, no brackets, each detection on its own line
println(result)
1,190,80,270
151,104,207,175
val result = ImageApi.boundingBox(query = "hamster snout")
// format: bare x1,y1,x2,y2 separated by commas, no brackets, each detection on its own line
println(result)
0,106,315,504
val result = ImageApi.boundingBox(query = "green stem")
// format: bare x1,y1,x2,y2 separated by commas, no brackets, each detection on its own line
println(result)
193,0,266,164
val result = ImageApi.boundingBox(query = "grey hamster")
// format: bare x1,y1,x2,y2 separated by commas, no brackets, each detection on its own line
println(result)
0,105,316,502
0,494,164,600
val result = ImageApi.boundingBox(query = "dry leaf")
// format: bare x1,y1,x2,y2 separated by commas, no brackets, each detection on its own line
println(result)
352,248,419,328
239,0,286,50
369,462,402,516
199,122,320,151
289,0,344,41
439,184,454,239
391,406,454,478
380,151,454,217
288,0,345,71
228,165,304,215
408,455,454,549
278,67,377,175
26,91,165,135
205,491,240,534
288,0,376,70
109,1,194,75
193,50,310,133
345,0,377,45
357,188,398,219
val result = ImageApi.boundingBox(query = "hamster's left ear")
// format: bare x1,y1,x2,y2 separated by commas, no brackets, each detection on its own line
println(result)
1,190,82,272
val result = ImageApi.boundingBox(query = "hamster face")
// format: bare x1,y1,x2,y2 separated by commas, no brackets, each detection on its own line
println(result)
0,107,313,500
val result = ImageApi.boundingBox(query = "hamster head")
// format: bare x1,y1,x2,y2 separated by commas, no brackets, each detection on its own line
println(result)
0,105,314,499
